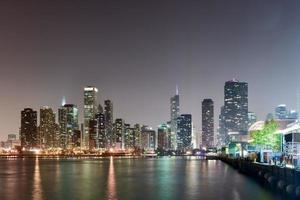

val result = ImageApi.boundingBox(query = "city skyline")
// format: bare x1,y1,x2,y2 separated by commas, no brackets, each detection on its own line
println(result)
2,1,300,139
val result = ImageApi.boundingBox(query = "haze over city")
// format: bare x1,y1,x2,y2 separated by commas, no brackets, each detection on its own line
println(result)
1,0,300,140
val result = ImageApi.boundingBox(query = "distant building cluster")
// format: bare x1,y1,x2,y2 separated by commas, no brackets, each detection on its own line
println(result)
3,79,299,154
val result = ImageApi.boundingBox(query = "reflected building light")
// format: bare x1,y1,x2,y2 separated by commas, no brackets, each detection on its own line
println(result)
33,158,42,200
107,157,117,200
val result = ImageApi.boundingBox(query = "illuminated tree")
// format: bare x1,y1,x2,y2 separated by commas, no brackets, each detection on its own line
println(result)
250,120,281,151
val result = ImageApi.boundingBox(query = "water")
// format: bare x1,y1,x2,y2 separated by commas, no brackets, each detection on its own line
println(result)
0,157,282,200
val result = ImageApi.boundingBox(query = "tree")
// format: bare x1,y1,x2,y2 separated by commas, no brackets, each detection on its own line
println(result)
250,120,281,151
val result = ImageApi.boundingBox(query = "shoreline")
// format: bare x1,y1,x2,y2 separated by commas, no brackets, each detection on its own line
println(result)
219,156,300,199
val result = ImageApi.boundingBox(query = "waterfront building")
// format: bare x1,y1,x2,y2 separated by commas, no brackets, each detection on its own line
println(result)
97,112,106,149
157,123,171,150
177,114,192,151
170,86,180,150
3,134,20,149
39,106,56,149
89,118,98,150
84,86,98,149
58,104,79,149
114,118,124,149
20,108,38,149
141,126,156,150
124,124,135,150
202,99,214,148
104,100,114,148
133,124,142,148
72,130,81,148
224,79,248,138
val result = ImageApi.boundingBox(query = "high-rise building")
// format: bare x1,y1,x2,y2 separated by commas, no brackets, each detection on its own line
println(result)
84,86,98,148
21,108,38,149
133,124,142,148
224,79,248,137
217,106,227,147
104,100,113,148
114,118,124,149
124,124,135,150
202,99,214,148
141,126,156,150
157,123,171,150
170,86,179,150
39,106,56,149
58,107,67,148
89,118,98,150
177,114,192,151
58,104,79,149
97,112,106,149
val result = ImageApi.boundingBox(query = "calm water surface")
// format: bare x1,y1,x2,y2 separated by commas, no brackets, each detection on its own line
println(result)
0,157,282,200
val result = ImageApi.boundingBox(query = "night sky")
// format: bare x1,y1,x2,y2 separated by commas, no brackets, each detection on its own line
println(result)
1,0,300,140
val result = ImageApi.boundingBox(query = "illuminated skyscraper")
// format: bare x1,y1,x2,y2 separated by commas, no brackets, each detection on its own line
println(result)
114,118,124,149
141,126,156,150
84,86,98,148
177,114,192,151
20,108,38,149
104,100,114,148
58,104,79,149
217,106,227,147
202,99,214,148
133,124,142,148
170,86,179,150
39,106,56,148
224,79,248,137
124,124,135,150
157,123,171,150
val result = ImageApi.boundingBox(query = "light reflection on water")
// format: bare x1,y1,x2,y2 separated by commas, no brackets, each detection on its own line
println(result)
107,156,117,200
0,157,281,200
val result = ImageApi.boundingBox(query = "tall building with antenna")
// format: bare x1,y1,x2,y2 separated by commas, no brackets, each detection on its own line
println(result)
170,85,180,150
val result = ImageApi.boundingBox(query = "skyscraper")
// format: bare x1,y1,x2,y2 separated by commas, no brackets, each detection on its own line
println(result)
97,112,106,149
224,79,248,137
141,126,156,150
170,86,179,150
20,108,38,149
133,124,142,148
177,114,192,151
39,106,56,149
84,86,98,149
202,99,214,148
217,106,227,147
124,124,135,150
157,123,171,151
114,118,124,149
59,104,79,149
104,100,113,148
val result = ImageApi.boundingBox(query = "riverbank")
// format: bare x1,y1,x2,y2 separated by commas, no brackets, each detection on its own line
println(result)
220,156,300,199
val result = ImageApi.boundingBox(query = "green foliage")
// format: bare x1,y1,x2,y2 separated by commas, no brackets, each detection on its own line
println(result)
250,120,281,151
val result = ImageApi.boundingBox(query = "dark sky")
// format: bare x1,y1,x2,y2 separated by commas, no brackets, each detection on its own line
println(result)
1,0,300,140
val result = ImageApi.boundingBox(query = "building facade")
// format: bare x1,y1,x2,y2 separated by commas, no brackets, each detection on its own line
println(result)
202,99,214,148
224,79,248,138
170,86,179,150
177,114,192,151
21,108,38,149
84,86,98,149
